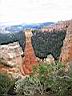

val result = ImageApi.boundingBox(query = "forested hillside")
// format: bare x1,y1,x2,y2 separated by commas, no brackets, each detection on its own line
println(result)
32,30,66,59
0,31,25,51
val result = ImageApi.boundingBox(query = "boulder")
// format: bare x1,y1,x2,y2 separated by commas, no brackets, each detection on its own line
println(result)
44,54,55,64
36,57,42,63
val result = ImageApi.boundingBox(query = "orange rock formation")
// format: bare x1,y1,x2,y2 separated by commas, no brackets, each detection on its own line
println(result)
60,21,72,64
21,30,37,75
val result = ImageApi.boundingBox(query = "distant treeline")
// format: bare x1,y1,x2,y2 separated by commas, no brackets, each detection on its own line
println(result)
0,31,25,51
32,30,66,60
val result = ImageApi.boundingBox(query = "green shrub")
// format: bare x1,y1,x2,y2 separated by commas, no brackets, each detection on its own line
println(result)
34,62,72,96
32,61,65,94
15,76,43,96
0,73,15,96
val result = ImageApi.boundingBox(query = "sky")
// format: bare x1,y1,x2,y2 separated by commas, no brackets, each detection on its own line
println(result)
0,0,72,24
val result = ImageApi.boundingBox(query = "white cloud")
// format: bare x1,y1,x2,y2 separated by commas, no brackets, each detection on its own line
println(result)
0,0,72,24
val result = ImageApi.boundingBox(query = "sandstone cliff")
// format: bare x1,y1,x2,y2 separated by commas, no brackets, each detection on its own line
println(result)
0,42,23,78
60,20,72,64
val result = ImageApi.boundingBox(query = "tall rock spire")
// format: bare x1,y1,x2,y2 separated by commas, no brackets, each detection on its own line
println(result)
21,30,37,75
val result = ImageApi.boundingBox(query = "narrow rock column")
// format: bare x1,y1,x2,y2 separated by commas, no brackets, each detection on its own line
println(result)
21,30,37,75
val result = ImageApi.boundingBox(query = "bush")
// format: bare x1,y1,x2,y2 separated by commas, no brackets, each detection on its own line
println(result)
32,61,65,93
15,76,43,96
15,61,72,96
32,61,72,96
0,73,15,96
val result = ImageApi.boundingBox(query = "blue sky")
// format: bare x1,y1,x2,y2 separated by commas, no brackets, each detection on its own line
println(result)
0,0,72,24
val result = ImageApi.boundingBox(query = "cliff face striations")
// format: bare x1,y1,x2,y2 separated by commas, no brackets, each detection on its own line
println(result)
0,42,23,78
60,20,72,64
21,30,37,75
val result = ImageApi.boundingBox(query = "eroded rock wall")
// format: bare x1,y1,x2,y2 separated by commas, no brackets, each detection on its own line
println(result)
0,42,23,78
60,21,72,64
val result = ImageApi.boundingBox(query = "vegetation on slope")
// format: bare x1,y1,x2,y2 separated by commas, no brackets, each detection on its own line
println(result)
0,73,15,96
15,61,72,96
0,61,72,96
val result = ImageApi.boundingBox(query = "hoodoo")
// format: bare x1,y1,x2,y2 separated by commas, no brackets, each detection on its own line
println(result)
21,30,37,75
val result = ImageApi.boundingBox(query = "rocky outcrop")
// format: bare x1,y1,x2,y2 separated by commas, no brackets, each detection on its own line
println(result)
0,42,23,78
21,30,38,75
60,21,72,64
42,20,70,32
51,20,70,31
44,54,55,64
